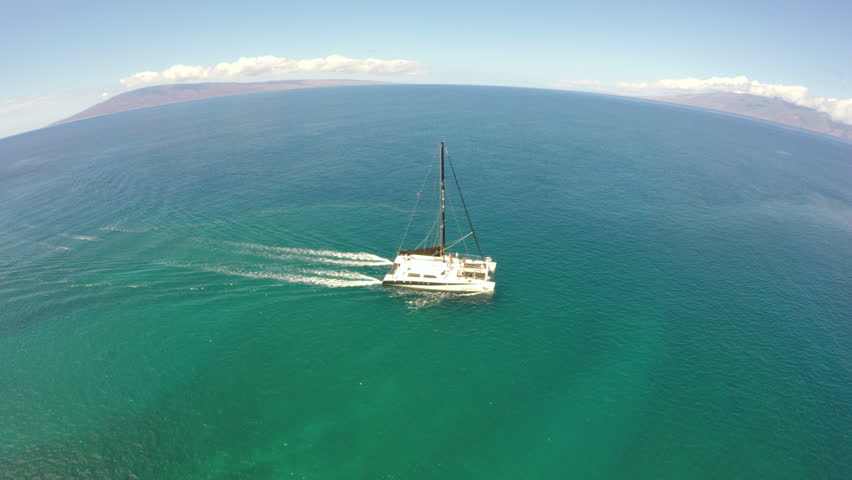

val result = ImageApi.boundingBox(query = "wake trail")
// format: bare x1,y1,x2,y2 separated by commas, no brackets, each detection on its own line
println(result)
99,225,154,233
159,262,382,288
247,251,392,267
62,234,99,241
225,241,393,264
156,241,393,289
301,269,383,280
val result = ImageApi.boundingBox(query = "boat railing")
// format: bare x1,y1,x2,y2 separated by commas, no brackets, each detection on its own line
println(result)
457,254,493,263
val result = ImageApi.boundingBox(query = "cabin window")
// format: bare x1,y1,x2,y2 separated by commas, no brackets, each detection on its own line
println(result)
407,273,421,278
423,274,437,279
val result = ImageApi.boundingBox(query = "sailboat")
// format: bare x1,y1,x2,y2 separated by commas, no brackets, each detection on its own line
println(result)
382,142,496,293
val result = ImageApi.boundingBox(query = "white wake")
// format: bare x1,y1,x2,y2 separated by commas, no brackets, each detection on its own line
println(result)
159,242,393,288
226,242,393,265
249,251,392,267
62,234,99,241
161,262,382,288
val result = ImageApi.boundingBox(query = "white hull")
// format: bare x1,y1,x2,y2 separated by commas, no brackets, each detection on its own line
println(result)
382,253,496,293
383,279,495,293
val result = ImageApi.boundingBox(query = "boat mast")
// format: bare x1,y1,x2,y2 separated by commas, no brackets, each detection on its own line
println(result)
440,141,446,254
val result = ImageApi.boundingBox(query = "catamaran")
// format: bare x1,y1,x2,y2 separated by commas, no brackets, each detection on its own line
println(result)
382,142,496,293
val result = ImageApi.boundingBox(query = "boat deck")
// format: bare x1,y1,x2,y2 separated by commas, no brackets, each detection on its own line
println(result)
382,253,496,292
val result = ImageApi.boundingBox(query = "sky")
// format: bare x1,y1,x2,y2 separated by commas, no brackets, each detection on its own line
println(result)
2,0,851,138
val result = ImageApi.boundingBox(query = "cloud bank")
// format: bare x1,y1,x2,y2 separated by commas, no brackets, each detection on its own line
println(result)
120,54,421,88
619,76,852,126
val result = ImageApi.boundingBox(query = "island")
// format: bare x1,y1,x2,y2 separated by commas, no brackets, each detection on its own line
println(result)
640,92,852,141
51,79,392,127
53,82,852,141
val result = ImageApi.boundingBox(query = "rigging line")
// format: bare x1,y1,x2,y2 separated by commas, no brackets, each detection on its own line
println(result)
445,232,473,249
446,181,472,256
433,157,443,246
415,209,437,248
398,152,436,252
443,145,469,253
423,168,442,248
448,184,467,252
416,186,443,249
433,202,443,246
417,207,442,249
444,148,485,258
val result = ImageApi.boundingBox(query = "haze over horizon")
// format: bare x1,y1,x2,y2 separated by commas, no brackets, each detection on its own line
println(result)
2,0,851,138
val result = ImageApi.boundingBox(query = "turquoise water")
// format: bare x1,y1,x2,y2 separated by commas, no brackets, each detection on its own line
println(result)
1,85,850,479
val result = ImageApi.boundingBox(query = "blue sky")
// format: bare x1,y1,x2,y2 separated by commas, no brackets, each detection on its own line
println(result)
2,0,851,138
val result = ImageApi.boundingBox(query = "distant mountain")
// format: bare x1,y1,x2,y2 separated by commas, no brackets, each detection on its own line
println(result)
51,79,392,127
53,85,852,142
642,92,852,140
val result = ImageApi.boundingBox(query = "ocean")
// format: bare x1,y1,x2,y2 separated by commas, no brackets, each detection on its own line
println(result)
0,85,850,479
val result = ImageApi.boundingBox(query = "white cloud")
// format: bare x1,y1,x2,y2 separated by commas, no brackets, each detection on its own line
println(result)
620,76,852,126
120,54,421,88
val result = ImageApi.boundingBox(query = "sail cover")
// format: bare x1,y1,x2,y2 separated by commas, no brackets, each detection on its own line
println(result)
399,245,444,257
